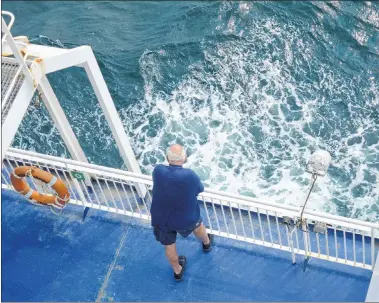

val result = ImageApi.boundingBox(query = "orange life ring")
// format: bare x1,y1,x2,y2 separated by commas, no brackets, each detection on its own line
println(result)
10,166,70,209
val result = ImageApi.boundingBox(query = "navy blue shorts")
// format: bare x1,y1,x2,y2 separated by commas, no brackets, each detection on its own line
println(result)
153,220,202,245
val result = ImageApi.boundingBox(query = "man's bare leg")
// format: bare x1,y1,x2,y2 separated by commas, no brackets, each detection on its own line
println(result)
165,243,182,274
193,223,210,244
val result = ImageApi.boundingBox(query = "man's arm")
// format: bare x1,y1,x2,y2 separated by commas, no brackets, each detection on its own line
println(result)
198,176,204,194
151,164,164,193
192,171,204,194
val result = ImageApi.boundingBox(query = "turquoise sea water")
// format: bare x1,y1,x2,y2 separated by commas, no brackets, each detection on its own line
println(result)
3,1,379,221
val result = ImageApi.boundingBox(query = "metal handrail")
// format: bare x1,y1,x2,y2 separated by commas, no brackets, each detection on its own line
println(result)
1,42,30,109
6,147,379,230
1,11,15,45
2,147,379,270
1,12,33,94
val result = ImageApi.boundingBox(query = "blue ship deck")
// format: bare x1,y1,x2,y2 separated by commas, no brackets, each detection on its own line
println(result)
2,189,373,302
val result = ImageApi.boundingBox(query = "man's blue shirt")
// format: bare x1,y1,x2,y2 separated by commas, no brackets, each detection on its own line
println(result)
150,164,204,231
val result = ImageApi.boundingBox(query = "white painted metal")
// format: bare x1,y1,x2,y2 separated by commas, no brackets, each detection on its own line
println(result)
2,77,37,159
212,198,221,234
325,232,330,259
1,13,42,161
2,53,28,108
37,76,89,164
302,221,310,261
2,60,26,114
366,244,379,302
81,51,147,198
2,12,143,197
2,59,21,100
4,148,379,228
36,76,92,186
1,17,31,82
288,228,297,264
25,45,91,74
18,43,69,60
1,11,15,42
2,148,378,272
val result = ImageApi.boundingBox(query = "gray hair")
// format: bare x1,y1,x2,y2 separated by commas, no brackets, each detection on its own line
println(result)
166,146,186,162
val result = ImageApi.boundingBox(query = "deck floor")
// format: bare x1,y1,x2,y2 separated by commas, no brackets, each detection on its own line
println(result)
1,189,372,302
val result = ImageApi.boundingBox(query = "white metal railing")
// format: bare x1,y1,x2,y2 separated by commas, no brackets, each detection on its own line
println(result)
2,147,379,271
1,11,34,107
1,11,15,44
1,47,30,109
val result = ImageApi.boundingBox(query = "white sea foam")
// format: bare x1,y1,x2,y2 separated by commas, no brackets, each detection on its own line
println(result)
120,9,379,221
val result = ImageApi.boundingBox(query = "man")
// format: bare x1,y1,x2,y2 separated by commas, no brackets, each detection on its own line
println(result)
150,144,212,282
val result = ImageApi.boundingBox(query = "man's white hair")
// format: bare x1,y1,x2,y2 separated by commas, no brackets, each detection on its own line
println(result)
166,146,186,162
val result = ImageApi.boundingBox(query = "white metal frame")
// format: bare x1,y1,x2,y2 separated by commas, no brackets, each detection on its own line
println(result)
2,12,41,159
1,11,146,197
36,76,89,165
33,45,146,197
366,252,379,302
2,147,378,272
1,58,43,158
1,13,32,82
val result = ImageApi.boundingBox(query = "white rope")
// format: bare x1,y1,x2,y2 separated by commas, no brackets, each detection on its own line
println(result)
11,172,22,179
24,188,34,199
49,205,63,215
55,193,70,205
46,176,58,187
25,167,34,177
49,193,70,216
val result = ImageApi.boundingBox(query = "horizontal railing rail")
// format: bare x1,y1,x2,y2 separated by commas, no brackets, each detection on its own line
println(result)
2,147,379,271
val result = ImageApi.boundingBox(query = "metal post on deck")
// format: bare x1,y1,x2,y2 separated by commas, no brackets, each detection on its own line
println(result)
371,228,376,271
37,75,94,219
37,76,92,187
81,49,147,199
289,227,297,264
1,79,35,159
295,149,332,271
302,220,310,271
1,16,32,83
37,76,89,164
1,15,36,161
366,227,379,302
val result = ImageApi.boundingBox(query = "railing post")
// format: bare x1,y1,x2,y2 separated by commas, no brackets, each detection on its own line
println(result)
289,228,297,264
372,228,376,270
1,16,39,161
302,220,310,269
81,50,147,198
1,11,15,41
366,227,379,302
70,174,88,206
1,17,32,83
1,79,36,161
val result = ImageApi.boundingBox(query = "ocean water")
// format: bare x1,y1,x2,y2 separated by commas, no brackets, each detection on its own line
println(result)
4,1,379,221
